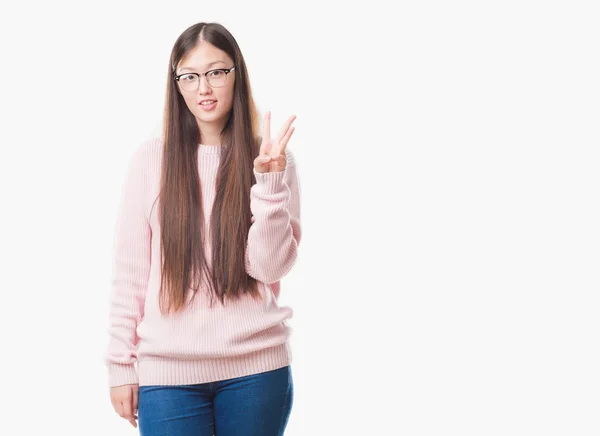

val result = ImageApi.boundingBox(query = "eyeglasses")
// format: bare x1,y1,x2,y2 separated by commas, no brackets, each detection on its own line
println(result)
174,67,236,91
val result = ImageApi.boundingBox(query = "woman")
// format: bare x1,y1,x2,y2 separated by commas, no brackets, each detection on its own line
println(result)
105,21,301,436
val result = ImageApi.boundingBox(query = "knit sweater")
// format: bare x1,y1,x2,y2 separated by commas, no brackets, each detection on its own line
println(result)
105,138,301,387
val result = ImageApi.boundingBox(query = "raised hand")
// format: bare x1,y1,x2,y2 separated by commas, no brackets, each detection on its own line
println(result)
253,111,296,173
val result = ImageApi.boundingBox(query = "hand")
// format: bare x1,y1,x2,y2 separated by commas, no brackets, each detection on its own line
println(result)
254,111,296,173
110,384,139,428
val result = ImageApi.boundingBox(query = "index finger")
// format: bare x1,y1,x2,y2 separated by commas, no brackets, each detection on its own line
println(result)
260,111,271,154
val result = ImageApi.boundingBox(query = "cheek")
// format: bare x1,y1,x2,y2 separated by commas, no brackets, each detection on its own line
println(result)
217,87,235,109
181,93,196,112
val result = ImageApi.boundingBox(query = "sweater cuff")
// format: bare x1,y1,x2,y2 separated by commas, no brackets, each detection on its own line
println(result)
108,363,138,387
253,169,285,194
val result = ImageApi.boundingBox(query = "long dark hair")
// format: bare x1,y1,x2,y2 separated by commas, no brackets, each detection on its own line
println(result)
158,22,261,314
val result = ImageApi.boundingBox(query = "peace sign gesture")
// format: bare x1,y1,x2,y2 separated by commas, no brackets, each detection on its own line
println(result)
254,111,296,173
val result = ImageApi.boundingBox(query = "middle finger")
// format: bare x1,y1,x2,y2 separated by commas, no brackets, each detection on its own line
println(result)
276,115,296,144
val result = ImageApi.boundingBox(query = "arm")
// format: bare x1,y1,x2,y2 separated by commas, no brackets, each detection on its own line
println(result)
105,145,151,387
245,149,302,284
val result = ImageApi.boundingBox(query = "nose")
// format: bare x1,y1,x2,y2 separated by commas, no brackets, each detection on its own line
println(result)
198,74,211,94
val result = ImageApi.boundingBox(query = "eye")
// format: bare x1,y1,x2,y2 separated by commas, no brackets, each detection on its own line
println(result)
208,70,225,78
180,74,197,82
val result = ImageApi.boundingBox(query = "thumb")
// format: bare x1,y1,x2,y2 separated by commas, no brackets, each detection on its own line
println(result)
254,155,272,173
132,386,138,414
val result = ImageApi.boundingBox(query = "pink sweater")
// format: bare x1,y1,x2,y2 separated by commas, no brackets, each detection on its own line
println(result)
105,138,301,387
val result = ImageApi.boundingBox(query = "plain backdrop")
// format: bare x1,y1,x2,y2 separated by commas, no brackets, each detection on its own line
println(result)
0,1,599,435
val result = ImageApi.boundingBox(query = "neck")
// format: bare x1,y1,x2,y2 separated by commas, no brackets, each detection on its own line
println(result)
198,120,225,146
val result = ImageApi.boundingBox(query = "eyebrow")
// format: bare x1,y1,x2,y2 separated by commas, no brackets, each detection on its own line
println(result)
178,60,226,73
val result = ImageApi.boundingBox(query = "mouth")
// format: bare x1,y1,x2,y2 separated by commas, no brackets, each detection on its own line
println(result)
198,100,217,111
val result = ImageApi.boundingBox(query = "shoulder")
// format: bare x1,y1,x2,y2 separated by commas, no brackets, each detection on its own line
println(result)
284,147,297,167
283,148,300,191
285,147,295,161
135,136,163,158
129,136,163,170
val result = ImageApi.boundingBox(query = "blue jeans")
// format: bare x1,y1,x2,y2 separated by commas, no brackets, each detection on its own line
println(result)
138,366,293,436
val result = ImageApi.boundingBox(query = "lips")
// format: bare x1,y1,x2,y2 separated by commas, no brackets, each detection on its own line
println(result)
198,100,217,111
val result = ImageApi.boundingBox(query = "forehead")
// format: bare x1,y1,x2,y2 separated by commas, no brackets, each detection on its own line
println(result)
177,42,232,72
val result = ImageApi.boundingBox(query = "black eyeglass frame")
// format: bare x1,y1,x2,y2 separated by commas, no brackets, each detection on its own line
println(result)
174,66,236,89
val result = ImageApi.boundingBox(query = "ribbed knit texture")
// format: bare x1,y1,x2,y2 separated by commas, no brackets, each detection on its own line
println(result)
105,138,301,387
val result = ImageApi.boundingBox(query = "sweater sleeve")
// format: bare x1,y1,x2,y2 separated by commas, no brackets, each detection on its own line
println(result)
245,149,302,284
105,145,151,387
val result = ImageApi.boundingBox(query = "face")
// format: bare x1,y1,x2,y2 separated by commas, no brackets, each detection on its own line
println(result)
175,41,236,134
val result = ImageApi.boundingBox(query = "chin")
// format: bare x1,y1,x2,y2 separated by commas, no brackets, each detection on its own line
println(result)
196,112,226,127
195,110,220,121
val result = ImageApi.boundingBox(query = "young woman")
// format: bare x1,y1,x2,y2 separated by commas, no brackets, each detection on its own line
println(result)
105,21,301,436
